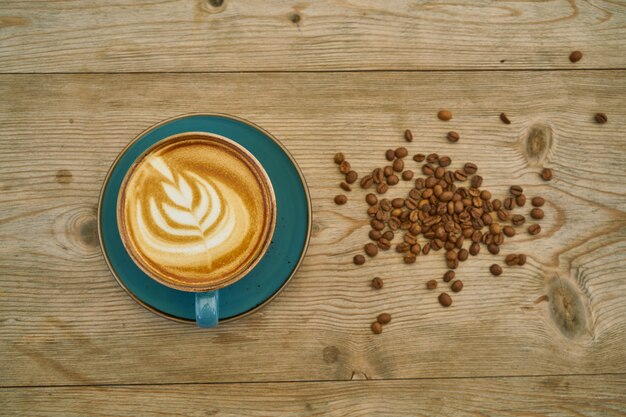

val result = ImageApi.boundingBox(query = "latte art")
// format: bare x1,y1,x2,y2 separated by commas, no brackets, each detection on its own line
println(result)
119,134,275,290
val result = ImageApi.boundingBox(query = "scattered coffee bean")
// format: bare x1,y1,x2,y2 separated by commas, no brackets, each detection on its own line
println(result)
376,182,389,194
404,254,417,264
333,152,345,164
464,163,478,175
502,225,515,237
569,50,583,63
541,168,553,181
469,242,480,256
339,160,351,174
451,280,463,292
439,292,452,307
387,175,399,186
360,175,374,189
447,131,460,143
393,159,404,172
439,156,452,167
488,243,500,255
517,254,527,265
528,224,541,235
427,279,438,289
500,113,511,124
383,166,394,177
515,194,526,207
346,170,358,184
458,248,469,261
340,181,351,191
365,193,378,206
530,208,544,219
385,149,395,161
334,195,347,205
510,185,523,196
505,254,520,266
595,112,608,124
383,231,394,240
490,264,503,276
364,243,378,257
377,238,391,250
377,313,392,324
372,277,384,289
503,197,515,211
371,321,383,334
471,175,483,188
531,196,545,207
437,110,452,121
353,254,365,265
413,153,425,162
443,270,455,282
404,129,413,142
395,147,409,158
369,230,382,241
512,214,525,226
422,243,431,255
402,170,414,181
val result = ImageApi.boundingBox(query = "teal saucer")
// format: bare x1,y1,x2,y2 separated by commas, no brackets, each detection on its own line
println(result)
98,114,311,323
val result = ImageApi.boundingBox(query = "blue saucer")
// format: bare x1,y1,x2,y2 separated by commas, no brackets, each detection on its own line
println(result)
98,114,311,323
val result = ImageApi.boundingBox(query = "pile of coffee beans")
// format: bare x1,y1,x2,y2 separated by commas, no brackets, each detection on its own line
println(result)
333,120,551,333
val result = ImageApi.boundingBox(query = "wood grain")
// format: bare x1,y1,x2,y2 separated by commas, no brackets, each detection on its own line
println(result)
0,71,625,387
2,375,626,416
1,0,626,72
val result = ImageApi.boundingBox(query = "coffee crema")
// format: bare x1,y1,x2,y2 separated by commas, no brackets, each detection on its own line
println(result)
118,133,275,291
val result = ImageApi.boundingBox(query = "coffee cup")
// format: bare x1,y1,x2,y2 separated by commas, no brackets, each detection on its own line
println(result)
117,132,276,327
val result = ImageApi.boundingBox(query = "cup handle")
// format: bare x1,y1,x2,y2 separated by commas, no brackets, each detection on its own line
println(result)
195,290,219,328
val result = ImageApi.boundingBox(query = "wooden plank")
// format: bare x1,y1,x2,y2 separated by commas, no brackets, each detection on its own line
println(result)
0,71,625,386
2,375,626,416
1,0,626,72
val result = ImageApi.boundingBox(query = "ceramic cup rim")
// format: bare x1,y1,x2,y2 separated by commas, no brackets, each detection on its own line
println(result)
116,131,277,293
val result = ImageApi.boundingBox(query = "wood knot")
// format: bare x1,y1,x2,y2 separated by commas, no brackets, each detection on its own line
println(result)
323,346,339,363
548,277,586,338
54,206,100,255
311,220,322,237
199,0,226,14
55,169,73,184
524,124,553,165
289,13,301,24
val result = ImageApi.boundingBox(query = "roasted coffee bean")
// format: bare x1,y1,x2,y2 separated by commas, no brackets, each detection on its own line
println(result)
404,254,417,264
435,166,446,179
497,209,509,221
488,243,500,255
595,112,608,124
471,230,482,243
482,212,493,226
494,233,504,245
464,163,478,175
360,175,374,189
388,217,401,231
446,250,457,261
437,110,452,121
385,149,396,161
471,175,483,188
369,230,382,241
455,236,465,249
422,243,431,255
426,280,438,290
528,224,541,235
505,254,520,266
377,238,391,250
490,222,501,235
531,196,545,207
365,193,378,206
458,248,469,261
373,168,384,184
509,185,523,196
440,191,454,202
345,170,358,184
447,259,459,269
569,50,583,63
516,194,526,207
353,254,365,265
391,208,403,217
490,264,503,276
453,170,467,181
372,277,384,289
380,199,392,211
439,292,452,307
512,214,525,226
371,321,383,334
480,190,491,200
396,242,410,253
374,209,386,222
383,231,394,240
410,243,421,255
334,195,347,205
395,147,409,158
387,175,400,186
517,254,527,265
530,208,544,219
447,131,460,143
376,182,389,194
377,313,392,325
413,153,425,162
367,205,379,217
492,199,502,211
500,113,511,124
339,160,351,174
364,243,378,257
503,197,515,210
333,152,345,164
439,156,452,167
340,181,351,191
383,165,394,177
427,153,439,164
442,270,455,283
451,280,463,293
502,225,515,237
541,168,553,181
469,242,480,256
404,129,414,142
393,159,404,172
421,164,434,176
391,198,404,208
409,223,421,236
402,170,414,181
400,221,411,230
371,219,385,231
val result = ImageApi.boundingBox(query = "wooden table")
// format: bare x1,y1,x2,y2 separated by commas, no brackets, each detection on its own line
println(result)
1,1,625,415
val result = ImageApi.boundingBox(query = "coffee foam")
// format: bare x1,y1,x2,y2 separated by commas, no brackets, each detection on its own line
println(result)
119,135,274,290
